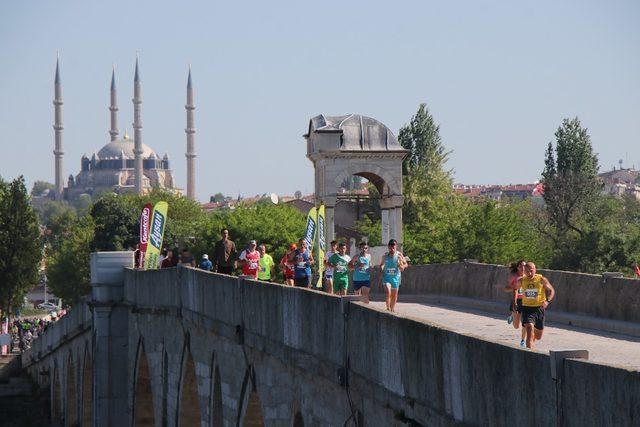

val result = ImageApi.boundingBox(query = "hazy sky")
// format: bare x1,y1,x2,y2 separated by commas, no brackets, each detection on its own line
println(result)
1,1,638,202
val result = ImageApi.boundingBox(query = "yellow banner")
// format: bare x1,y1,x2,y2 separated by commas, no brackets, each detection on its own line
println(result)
144,201,169,270
316,204,326,288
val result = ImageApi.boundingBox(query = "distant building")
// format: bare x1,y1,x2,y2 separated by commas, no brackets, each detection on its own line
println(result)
599,167,640,200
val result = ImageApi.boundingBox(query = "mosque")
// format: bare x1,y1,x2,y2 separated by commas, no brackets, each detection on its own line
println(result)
51,55,197,201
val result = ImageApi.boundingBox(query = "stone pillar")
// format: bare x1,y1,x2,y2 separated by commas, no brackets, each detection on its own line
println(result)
380,196,404,246
90,252,133,427
321,196,337,244
53,56,64,200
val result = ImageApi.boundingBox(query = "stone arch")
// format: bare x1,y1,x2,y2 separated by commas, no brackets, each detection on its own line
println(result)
293,411,305,427
332,165,400,197
210,354,223,427
81,344,93,427
66,352,79,426
52,362,62,424
238,366,264,427
133,338,155,426
178,336,202,426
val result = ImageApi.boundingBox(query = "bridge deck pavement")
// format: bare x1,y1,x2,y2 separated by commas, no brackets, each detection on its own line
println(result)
367,300,640,371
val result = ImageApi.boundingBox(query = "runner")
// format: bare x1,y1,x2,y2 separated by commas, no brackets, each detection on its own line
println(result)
289,238,314,288
323,240,338,294
379,239,408,312
238,240,260,279
257,244,275,282
519,262,555,349
280,243,297,286
328,242,351,296
350,241,371,303
504,260,527,346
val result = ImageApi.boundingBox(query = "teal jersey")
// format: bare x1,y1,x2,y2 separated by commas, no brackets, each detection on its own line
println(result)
382,253,401,287
352,254,371,281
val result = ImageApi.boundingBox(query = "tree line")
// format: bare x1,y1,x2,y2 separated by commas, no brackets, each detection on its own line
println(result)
1,103,638,312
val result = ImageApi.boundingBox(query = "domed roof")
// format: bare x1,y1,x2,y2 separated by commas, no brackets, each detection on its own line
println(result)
305,114,406,151
97,133,156,159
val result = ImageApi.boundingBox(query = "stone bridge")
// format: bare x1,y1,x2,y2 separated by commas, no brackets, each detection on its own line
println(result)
23,254,640,426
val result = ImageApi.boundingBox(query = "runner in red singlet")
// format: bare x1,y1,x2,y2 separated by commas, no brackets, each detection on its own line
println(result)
238,240,260,279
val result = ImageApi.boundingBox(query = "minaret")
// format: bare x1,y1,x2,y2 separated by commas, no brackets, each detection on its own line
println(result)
53,54,64,199
185,66,196,200
132,55,143,194
109,65,119,141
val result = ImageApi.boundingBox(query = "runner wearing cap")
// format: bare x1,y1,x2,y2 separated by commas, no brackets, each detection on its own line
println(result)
323,240,338,294
379,239,408,312
328,242,351,296
238,240,260,279
257,244,275,282
280,243,297,285
199,254,213,271
350,241,371,303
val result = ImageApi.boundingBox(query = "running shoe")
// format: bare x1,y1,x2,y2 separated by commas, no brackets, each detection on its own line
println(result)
520,339,525,347
507,315,513,325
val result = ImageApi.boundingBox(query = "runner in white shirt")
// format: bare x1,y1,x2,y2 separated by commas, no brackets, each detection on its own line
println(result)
323,240,338,294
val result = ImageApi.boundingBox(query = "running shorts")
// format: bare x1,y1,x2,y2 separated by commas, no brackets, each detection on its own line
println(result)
509,299,523,313
333,277,349,292
521,306,545,330
353,280,370,291
294,276,311,288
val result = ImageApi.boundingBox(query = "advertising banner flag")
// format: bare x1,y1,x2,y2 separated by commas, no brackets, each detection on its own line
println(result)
304,206,317,249
315,204,326,288
138,203,152,268
144,201,169,270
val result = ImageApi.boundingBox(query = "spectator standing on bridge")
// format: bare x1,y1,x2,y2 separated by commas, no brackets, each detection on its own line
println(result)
290,238,314,288
199,254,213,271
350,241,372,303
239,240,261,279
213,228,237,275
504,260,527,347
257,244,275,282
160,249,176,268
328,242,351,296
380,239,408,312
179,248,196,267
323,240,338,294
519,262,555,349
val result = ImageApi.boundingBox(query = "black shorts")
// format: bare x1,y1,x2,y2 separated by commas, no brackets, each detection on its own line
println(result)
294,276,311,288
521,306,545,330
509,299,523,313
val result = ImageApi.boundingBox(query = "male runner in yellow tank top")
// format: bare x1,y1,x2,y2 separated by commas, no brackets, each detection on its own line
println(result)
518,262,555,349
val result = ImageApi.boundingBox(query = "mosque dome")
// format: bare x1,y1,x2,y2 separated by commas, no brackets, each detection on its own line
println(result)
97,132,156,159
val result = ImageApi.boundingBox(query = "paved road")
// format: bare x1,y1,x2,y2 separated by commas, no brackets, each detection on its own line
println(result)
368,301,640,371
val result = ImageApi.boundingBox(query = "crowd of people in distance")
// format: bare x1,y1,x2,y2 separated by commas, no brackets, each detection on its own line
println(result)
504,260,555,349
10,314,61,352
153,228,409,312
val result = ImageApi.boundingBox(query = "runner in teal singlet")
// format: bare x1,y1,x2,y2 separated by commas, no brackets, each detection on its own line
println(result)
379,239,408,312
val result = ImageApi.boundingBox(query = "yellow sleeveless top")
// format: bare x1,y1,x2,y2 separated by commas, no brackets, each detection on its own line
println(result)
521,274,547,307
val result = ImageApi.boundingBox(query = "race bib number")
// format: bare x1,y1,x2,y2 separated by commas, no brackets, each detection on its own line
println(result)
336,265,347,273
260,266,266,272
297,262,306,268
386,267,397,275
249,262,258,269
524,289,538,298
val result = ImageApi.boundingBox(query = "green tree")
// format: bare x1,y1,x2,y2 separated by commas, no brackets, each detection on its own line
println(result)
0,177,41,316
90,193,138,251
47,216,94,304
30,180,55,196
34,200,76,226
193,204,306,266
398,103,452,223
542,117,601,238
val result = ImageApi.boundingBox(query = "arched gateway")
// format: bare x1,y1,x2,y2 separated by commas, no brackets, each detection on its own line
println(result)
304,114,407,245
